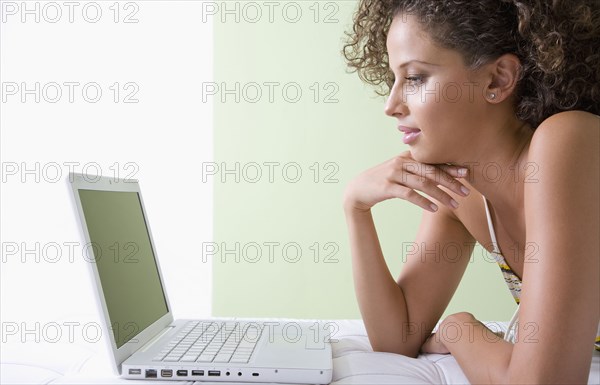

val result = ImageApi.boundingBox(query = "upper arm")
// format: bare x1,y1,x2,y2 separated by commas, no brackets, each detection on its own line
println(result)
397,197,476,344
509,111,600,383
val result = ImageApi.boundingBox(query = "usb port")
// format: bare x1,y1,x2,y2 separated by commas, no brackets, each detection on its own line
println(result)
208,370,221,376
161,369,173,377
252,372,259,376
145,369,157,378
176,369,188,376
128,369,141,375
191,370,204,376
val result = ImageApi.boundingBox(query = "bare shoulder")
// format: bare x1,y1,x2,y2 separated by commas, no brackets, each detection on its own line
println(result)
530,110,600,152
528,111,600,170
537,110,599,127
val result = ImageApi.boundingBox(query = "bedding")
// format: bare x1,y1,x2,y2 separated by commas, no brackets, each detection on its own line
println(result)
2,319,598,384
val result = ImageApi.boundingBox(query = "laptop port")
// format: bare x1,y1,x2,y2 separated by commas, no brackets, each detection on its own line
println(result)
252,372,259,376
208,370,221,376
191,370,204,376
128,369,141,375
161,369,173,377
176,369,188,376
145,369,157,378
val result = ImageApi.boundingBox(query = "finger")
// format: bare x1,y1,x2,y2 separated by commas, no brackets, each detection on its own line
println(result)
429,165,471,197
393,172,460,210
397,161,470,197
438,164,469,179
386,184,439,212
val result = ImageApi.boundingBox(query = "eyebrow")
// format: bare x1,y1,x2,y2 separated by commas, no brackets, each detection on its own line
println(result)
397,60,440,68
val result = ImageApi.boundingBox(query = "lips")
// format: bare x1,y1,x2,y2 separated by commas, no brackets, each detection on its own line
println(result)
398,126,422,145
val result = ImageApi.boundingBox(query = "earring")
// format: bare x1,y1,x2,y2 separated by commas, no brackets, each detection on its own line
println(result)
489,92,497,100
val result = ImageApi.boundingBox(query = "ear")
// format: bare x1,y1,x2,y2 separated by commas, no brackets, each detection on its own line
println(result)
484,53,521,103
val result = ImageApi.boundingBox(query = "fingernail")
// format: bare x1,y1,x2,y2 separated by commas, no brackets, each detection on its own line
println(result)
460,186,470,196
450,199,459,209
430,204,438,212
458,168,468,177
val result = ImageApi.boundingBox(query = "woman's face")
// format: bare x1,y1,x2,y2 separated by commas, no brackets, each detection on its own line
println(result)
385,14,491,164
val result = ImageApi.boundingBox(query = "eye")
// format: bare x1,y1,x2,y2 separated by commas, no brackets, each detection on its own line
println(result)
404,75,426,86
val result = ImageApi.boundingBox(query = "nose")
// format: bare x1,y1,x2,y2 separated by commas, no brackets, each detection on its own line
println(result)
384,81,408,117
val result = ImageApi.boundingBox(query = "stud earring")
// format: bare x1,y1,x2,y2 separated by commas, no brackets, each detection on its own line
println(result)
489,92,497,100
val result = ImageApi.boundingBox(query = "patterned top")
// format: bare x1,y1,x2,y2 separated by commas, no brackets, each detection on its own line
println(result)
482,197,600,351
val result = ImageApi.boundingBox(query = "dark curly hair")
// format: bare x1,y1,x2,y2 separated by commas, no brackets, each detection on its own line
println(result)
342,0,600,128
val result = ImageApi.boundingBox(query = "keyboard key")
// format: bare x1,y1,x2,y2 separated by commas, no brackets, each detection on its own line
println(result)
154,320,266,363
213,353,233,363
197,353,215,362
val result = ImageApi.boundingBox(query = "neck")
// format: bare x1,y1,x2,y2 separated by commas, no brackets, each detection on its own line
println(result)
458,118,534,211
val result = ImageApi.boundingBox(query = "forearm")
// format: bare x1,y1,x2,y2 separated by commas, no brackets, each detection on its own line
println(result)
344,206,419,356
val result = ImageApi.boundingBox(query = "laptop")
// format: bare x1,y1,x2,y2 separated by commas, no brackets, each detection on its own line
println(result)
68,172,333,383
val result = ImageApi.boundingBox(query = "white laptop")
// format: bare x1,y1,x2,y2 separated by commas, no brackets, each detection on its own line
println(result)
68,172,333,383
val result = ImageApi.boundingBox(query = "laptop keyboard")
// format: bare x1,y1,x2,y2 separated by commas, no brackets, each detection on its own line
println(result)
153,321,264,364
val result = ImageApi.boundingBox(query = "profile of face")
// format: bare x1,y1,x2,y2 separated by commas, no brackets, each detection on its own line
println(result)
385,14,494,164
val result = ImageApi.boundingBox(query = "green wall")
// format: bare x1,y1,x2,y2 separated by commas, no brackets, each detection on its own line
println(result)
213,1,516,321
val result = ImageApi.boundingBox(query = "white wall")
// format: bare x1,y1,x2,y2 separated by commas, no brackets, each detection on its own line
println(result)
0,0,213,368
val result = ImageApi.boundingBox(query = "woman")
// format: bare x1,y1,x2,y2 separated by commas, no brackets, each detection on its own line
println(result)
342,0,599,383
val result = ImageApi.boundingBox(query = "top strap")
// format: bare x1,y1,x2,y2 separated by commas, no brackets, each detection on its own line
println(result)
482,196,502,254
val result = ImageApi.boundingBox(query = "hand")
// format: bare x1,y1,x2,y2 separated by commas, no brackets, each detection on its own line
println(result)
343,151,470,213
420,333,450,354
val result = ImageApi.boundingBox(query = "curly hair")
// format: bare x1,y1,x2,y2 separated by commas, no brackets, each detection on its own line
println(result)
342,0,600,128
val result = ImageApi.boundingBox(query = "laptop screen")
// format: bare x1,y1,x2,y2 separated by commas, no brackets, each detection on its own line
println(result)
78,189,169,348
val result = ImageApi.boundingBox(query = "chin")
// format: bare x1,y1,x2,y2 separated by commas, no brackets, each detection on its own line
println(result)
409,147,448,165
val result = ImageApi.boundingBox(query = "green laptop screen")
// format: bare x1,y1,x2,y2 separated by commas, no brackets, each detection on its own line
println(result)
78,189,169,348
